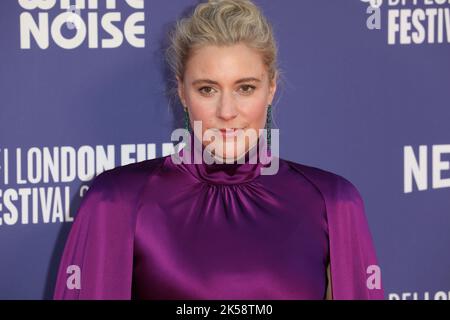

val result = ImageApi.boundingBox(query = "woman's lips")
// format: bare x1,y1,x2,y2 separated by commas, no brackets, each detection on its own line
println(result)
218,128,241,138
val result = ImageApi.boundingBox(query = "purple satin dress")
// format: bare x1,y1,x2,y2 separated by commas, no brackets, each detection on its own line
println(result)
53,137,384,300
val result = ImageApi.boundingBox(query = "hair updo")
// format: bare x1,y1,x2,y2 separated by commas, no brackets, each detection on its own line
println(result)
165,0,280,85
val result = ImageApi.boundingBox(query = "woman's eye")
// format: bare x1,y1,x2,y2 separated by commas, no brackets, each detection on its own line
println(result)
199,87,216,96
198,85,256,96
239,85,256,95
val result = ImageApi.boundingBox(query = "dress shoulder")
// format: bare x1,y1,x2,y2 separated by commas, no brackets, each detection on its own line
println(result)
282,158,363,204
281,158,384,299
89,156,166,196
53,156,166,299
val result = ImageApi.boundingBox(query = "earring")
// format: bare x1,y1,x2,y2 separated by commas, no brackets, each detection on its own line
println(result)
184,108,192,133
265,104,272,151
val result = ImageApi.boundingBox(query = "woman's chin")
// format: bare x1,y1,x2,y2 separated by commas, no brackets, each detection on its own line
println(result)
215,147,248,163
201,137,257,163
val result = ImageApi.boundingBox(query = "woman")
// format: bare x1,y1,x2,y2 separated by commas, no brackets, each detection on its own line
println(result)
53,0,384,300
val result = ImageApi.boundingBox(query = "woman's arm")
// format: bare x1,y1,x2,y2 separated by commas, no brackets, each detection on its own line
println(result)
53,171,135,299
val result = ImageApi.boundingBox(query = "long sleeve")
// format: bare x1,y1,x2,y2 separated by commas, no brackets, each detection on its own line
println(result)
326,176,385,299
289,162,385,299
53,170,136,299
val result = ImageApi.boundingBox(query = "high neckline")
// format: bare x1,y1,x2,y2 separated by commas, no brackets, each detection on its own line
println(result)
170,133,273,185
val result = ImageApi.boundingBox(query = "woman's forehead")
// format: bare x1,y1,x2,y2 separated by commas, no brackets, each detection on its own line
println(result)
186,45,267,81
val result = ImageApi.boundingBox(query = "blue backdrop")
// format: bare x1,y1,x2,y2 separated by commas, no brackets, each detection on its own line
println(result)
1,0,449,299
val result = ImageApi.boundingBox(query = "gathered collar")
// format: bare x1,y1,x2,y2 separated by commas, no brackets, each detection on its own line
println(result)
169,133,272,186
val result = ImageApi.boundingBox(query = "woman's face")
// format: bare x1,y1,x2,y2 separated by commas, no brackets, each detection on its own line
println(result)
177,42,277,161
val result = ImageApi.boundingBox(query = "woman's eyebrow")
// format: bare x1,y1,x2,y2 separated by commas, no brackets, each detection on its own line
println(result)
191,77,262,86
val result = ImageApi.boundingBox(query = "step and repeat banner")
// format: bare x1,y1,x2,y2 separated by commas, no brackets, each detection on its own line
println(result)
0,0,449,299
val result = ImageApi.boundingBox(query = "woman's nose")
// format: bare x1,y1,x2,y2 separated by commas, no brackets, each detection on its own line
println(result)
216,92,239,121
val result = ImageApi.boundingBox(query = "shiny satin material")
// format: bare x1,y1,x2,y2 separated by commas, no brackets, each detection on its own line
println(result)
53,137,384,300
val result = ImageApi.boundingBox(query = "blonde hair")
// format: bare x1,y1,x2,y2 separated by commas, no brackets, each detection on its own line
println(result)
165,0,280,84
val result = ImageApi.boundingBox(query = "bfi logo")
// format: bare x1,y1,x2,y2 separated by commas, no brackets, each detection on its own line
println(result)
18,0,145,49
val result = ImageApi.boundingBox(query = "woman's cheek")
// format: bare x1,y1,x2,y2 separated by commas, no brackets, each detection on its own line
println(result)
242,102,267,121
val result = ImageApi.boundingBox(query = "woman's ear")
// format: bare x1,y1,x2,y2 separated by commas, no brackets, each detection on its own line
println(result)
176,76,186,108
